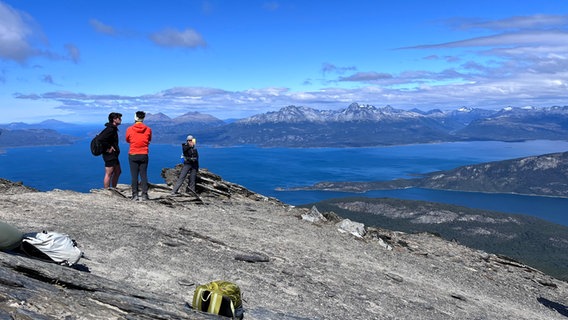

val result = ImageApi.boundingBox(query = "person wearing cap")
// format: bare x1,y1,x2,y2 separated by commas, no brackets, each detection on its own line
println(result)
125,111,152,201
98,112,122,189
171,135,199,195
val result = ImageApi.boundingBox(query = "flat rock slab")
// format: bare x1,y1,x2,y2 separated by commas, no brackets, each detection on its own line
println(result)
0,177,567,319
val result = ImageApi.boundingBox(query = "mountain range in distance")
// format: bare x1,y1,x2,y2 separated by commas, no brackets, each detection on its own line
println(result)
2,102,568,147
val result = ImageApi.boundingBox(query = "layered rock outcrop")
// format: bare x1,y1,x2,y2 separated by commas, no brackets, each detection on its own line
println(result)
0,171,567,319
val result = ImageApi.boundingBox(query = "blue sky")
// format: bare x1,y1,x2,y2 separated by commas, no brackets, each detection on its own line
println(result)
1,0,568,123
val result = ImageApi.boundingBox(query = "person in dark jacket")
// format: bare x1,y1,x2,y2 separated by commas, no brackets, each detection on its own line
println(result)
171,135,199,194
99,112,122,189
125,111,152,201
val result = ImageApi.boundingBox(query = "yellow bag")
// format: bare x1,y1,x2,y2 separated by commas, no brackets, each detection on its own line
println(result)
192,280,243,319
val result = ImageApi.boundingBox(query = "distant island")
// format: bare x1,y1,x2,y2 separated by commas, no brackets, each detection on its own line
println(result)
286,151,568,198
0,128,79,148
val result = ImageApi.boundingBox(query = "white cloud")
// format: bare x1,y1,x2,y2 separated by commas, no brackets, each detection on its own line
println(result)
0,2,78,64
7,11,568,122
0,2,35,63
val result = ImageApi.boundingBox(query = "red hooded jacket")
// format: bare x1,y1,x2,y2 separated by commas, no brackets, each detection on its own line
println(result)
126,122,152,155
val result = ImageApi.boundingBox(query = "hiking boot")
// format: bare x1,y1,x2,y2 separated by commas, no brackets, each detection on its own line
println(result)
130,195,139,201
141,194,149,201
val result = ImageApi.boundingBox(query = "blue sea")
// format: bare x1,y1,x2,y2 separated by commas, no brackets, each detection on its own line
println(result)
2,139,568,226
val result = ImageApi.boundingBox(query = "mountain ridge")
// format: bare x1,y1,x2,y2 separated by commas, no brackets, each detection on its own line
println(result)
3,103,568,147
289,151,568,198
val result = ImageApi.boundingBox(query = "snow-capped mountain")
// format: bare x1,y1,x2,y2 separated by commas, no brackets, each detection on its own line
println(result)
5,103,568,148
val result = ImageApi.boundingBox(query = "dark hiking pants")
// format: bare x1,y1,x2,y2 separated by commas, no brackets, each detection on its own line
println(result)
128,154,149,197
172,164,197,193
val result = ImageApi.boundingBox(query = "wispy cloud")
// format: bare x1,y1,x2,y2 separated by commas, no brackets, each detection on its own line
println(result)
89,17,206,50
149,28,207,49
14,86,353,119
12,68,568,120
403,30,568,49
41,74,54,84
89,19,117,35
262,1,280,11
449,14,568,31
309,14,568,111
64,44,80,63
321,63,357,76
339,72,393,82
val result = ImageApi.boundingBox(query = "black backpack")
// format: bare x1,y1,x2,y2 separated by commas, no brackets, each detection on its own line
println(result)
90,135,104,156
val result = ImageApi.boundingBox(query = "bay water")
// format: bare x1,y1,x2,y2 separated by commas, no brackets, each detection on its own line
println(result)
1,139,568,226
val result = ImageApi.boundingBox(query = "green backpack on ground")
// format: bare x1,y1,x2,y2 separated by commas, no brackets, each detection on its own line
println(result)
0,222,24,251
192,280,244,319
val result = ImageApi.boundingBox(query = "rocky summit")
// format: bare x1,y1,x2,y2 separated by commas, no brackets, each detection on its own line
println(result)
0,167,567,320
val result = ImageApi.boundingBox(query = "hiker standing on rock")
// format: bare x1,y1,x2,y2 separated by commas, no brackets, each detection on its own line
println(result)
171,135,199,194
126,111,152,201
99,112,122,189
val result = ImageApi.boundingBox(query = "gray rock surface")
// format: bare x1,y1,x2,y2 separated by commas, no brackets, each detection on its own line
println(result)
0,171,567,319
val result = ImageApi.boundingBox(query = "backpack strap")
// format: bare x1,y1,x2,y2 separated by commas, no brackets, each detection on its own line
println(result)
192,285,209,311
208,281,236,316
207,291,225,315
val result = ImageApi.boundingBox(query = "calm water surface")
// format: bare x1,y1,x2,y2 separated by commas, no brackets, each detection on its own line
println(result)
1,139,567,226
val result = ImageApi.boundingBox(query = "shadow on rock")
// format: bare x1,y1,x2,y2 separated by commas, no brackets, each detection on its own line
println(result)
538,297,568,318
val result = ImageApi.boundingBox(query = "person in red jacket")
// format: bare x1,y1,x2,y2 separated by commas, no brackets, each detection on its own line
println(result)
125,111,152,201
